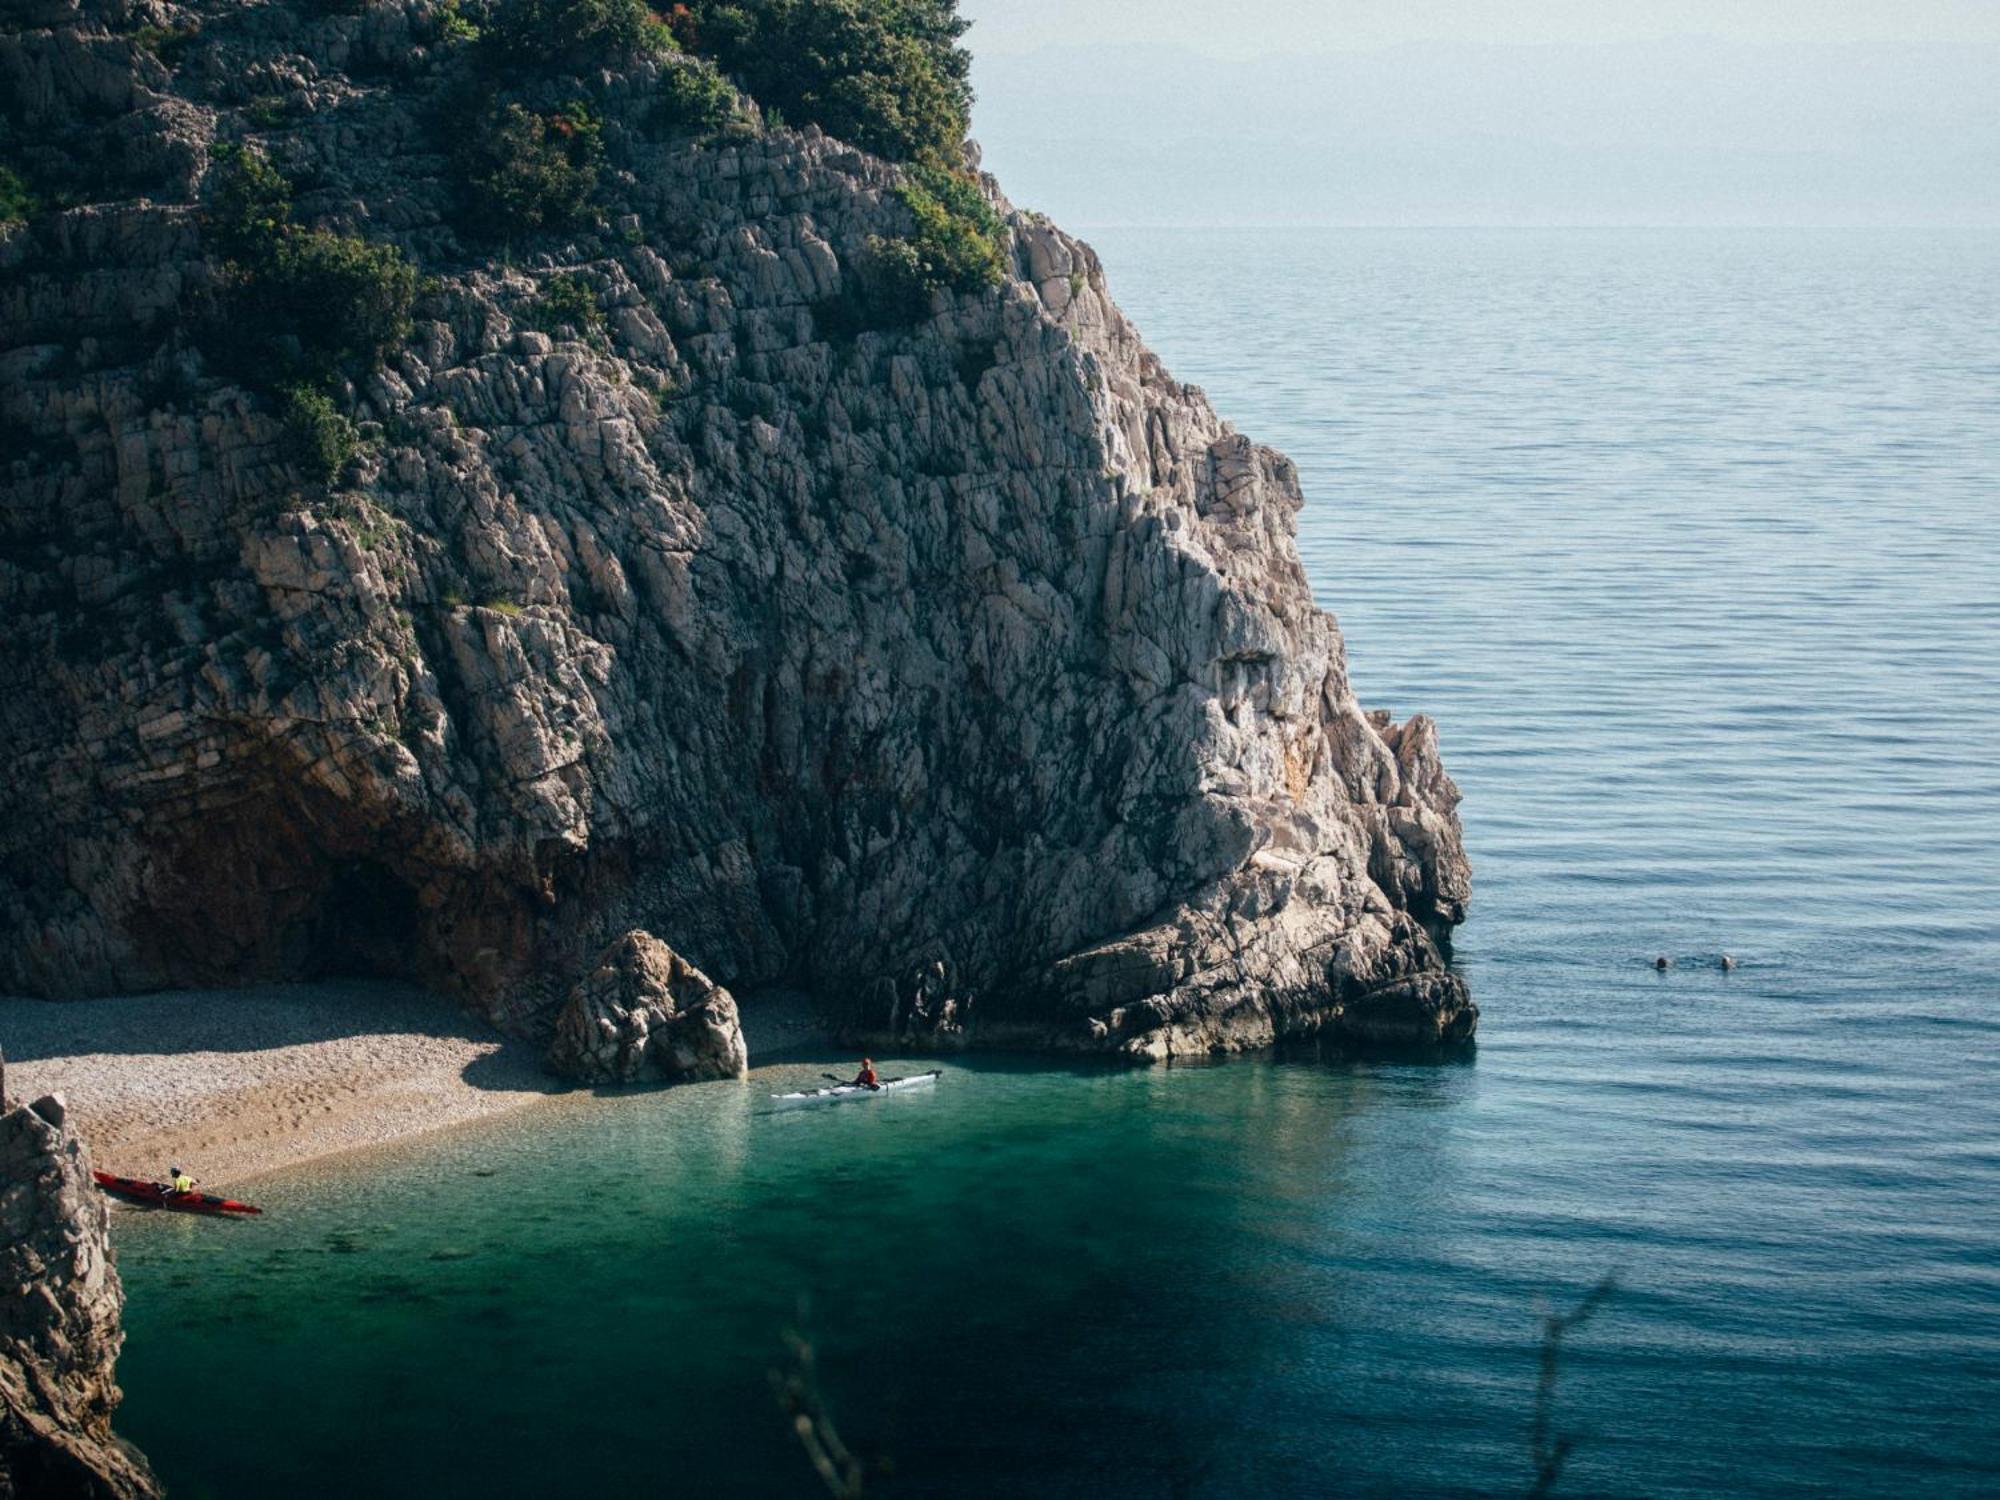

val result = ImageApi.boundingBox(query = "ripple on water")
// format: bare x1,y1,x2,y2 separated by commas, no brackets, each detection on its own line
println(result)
109,229,2000,1498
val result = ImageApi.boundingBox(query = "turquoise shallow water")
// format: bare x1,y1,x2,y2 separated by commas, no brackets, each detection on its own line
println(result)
112,230,2000,1496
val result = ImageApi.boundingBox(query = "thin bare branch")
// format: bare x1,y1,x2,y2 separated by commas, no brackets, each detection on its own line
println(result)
1528,1273,1619,1499
770,1304,868,1498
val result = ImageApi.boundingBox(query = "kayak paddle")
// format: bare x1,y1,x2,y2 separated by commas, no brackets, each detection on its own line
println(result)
821,1072,880,1091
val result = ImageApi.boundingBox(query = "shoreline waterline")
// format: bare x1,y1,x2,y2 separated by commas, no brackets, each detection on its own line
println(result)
0,981,877,1189
0,981,564,1187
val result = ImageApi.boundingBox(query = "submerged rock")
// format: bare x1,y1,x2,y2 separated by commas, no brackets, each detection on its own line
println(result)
0,0,1472,1062
0,1094,162,1500
548,932,748,1084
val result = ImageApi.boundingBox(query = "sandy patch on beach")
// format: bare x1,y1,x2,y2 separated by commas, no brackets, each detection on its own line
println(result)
0,982,559,1187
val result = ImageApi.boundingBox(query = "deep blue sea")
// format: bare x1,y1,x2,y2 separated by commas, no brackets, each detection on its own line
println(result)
111,230,2000,1497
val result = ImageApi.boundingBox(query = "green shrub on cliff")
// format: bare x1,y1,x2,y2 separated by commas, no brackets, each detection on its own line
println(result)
263,230,419,372
434,0,482,42
0,166,36,226
481,0,674,64
652,57,741,135
894,161,1003,291
203,144,291,260
454,101,603,238
201,147,418,384
522,272,605,339
681,0,972,165
281,384,358,483
130,20,203,65
839,161,1002,326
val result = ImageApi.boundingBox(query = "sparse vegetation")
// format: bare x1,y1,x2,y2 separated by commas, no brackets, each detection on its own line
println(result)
480,0,675,65
521,272,606,339
203,146,418,382
243,94,298,130
453,100,603,238
281,385,359,483
203,144,292,261
0,166,35,227
838,161,1003,326
130,20,203,64
434,0,482,42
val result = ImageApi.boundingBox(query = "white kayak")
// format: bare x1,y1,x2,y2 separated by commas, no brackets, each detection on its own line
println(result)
771,1071,942,1109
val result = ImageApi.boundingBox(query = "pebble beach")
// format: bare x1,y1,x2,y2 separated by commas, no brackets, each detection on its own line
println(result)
0,981,560,1186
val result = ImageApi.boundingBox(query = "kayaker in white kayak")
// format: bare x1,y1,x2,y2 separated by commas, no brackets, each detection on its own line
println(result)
850,1059,881,1091
169,1166,196,1195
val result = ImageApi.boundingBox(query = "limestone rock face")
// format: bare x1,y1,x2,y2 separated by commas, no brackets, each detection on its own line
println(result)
0,1094,162,1500
548,931,747,1083
0,0,1473,1057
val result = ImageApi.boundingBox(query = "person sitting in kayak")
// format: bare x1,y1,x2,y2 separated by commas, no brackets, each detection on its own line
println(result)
169,1166,196,1195
851,1059,880,1091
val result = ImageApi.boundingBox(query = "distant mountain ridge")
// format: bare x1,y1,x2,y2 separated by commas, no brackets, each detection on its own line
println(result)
971,38,2000,226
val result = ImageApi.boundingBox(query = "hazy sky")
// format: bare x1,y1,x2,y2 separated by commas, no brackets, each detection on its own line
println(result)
961,0,2000,59
958,2,2000,225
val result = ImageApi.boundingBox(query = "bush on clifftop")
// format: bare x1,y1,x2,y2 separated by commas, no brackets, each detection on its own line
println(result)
652,56,742,136
480,0,675,65
680,0,972,166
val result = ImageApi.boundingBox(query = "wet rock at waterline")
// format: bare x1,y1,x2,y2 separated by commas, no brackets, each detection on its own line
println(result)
0,0,1471,1061
0,1095,162,1500
548,932,748,1084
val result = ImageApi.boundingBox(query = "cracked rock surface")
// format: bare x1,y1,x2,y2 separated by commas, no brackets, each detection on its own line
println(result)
0,1093,162,1499
1,0,1473,1061
549,930,747,1083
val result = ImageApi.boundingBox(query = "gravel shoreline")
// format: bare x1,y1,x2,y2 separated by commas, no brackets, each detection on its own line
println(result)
0,982,560,1187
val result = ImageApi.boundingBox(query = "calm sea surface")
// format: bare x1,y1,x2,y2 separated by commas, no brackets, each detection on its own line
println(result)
112,230,2000,1496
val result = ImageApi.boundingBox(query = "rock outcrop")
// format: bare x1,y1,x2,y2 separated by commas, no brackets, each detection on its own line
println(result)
0,0,1472,1062
549,929,747,1083
0,1093,161,1500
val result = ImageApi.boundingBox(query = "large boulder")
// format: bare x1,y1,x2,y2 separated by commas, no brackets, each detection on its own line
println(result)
0,1093,162,1500
1332,973,1478,1049
547,932,748,1085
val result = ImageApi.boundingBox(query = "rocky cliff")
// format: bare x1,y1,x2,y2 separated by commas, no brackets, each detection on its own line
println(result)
0,0,1473,1063
0,1091,161,1499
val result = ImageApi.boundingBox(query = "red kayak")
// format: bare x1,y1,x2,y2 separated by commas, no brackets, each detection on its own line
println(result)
92,1172,262,1217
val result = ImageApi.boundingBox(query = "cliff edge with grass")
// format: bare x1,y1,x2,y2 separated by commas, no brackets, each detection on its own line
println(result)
0,0,1474,1067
